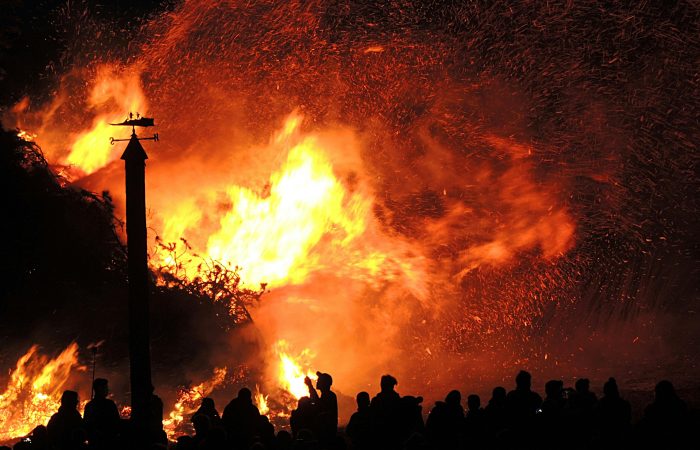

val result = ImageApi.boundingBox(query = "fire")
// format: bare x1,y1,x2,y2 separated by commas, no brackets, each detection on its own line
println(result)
274,340,316,400
3,0,587,406
64,66,147,174
120,405,132,419
156,114,426,295
162,367,227,440
0,343,82,442
4,64,147,178
17,129,37,142
254,386,269,416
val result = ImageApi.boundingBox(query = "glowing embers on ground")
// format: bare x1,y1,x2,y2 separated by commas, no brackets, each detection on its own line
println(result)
0,343,82,442
162,367,227,439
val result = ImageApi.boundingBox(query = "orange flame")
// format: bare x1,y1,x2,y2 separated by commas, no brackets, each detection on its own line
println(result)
155,114,427,296
64,66,147,174
162,367,227,440
4,64,147,178
254,386,269,416
0,343,82,442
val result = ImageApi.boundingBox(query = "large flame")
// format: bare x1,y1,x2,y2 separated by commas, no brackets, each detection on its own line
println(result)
155,113,427,295
0,343,82,442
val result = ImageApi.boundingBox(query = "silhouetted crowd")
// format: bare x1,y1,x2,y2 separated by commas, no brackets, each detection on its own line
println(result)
4,371,697,450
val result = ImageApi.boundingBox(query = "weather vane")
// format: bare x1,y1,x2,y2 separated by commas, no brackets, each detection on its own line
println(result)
109,112,159,145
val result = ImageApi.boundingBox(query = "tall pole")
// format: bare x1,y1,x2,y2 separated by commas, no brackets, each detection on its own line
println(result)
121,128,153,444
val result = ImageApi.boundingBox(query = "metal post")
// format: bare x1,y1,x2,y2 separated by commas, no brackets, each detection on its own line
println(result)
121,129,153,445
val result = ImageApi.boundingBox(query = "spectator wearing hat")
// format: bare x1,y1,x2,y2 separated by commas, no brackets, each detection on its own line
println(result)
304,371,338,443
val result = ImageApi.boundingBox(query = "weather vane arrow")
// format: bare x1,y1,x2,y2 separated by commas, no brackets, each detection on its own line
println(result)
109,112,159,146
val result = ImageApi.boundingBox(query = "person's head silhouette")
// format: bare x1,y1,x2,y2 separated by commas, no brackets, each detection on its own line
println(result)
654,380,676,401
61,390,79,409
356,391,370,411
93,378,109,399
575,378,590,393
238,387,252,403
445,390,461,406
316,372,333,392
603,377,620,398
380,374,398,392
515,370,532,390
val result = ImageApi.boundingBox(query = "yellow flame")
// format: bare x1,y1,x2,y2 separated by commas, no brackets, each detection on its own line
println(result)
274,340,316,400
254,386,269,416
17,129,37,142
0,343,82,442
207,138,368,287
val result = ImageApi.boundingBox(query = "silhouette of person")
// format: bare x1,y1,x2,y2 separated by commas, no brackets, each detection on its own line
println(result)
505,370,542,447
304,371,338,443
397,395,425,444
426,390,463,449
593,377,631,449
568,378,597,448
201,427,227,450
346,392,372,450
506,371,542,417
149,385,167,445
191,413,211,448
192,397,222,430
369,374,402,449
83,378,120,449
29,425,50,450
464,394,486,449
257,414,276,449
539,380,567,449
290,396,315,439
570,378,597,411
47,390,84,450
484,386,508,437
638,380,689,448
275,430,293,450
222,387,261,448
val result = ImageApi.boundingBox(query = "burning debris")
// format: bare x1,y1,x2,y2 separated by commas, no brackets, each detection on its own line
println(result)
0,344,83,441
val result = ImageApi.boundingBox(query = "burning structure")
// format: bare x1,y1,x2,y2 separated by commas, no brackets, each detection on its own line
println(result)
1,0,698,442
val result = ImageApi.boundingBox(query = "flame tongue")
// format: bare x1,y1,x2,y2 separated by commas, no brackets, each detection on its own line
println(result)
254,387,269,416
273,340,316,399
